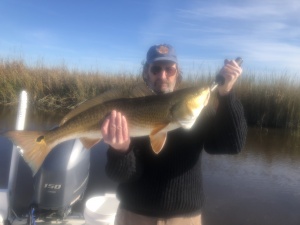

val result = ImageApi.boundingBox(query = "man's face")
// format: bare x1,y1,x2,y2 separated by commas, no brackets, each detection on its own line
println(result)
146,61,178,94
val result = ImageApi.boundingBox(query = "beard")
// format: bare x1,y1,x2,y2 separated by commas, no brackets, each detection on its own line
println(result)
152,79,175,94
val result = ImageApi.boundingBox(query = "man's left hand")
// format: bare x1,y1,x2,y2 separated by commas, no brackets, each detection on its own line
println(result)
218,59,243,96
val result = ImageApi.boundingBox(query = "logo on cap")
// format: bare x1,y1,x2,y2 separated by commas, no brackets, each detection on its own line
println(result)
156,45,169,54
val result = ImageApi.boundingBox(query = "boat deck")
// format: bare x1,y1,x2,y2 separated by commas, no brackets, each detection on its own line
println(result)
3,213,86,225
7,219,86,225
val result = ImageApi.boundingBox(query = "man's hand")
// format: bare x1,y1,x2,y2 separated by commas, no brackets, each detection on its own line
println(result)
101,110,131,152
218,59,243,96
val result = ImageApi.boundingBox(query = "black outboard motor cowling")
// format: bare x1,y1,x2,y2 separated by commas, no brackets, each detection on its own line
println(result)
31,139,90,220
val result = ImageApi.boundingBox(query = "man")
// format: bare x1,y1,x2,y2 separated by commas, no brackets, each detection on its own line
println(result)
101,44,247,225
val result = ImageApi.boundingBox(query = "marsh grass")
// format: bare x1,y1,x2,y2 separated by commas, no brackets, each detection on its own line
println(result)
0,58,141,109
0,58,299,129
238,72,300,129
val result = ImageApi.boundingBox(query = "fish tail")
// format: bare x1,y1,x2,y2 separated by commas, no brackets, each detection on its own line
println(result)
5,131,51,175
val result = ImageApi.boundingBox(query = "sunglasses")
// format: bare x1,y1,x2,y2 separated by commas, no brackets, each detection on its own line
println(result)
150,65,177,76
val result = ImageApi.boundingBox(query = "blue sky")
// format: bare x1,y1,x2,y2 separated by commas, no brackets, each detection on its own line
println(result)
0,0,299,76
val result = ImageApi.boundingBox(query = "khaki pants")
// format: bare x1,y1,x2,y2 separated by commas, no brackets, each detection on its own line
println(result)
114,207,202,225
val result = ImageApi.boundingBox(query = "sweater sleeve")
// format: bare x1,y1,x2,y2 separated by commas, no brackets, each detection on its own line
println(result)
203,91,247,154
105,139,144,183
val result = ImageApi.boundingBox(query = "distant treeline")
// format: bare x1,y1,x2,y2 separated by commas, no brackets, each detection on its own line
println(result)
0,58,299,130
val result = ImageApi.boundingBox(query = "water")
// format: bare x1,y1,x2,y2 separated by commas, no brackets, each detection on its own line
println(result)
0,107,299,225
201,128,300,225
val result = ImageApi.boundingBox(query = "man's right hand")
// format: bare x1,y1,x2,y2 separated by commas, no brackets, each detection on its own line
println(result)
101,110,131,152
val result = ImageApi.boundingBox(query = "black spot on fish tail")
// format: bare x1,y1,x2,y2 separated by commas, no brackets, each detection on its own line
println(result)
36,135,45,143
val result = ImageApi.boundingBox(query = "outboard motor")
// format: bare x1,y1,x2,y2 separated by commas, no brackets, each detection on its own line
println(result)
28,139,90,224
1,91,90,225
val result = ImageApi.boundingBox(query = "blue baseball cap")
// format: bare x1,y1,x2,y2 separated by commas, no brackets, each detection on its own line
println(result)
146,44,178,64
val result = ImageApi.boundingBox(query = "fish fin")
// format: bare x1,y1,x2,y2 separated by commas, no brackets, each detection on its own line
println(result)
129,83,156,97
149,124,169,154
60,89,128,126
5,131,51,176
80,137,101,149
60,85,156,126
150,132,167,154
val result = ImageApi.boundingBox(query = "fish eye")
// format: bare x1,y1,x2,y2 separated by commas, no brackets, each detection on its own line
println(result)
36,135,45,142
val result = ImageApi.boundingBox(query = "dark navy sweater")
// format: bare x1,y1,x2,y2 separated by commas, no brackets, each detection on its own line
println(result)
105,91,247,217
